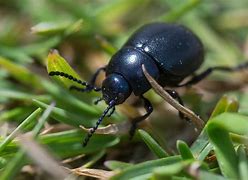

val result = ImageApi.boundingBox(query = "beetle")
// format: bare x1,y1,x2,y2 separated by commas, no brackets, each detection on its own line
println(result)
49,22,248,146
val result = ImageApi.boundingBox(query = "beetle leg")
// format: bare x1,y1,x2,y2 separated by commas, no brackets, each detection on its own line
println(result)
129,96,153,139
69,66,107,92
166,89,190,122
89,66,107,87
178,61,248,87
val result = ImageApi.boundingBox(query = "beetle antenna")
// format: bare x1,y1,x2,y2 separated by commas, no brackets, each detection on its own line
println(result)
107,106,115,117
49,71,100,92
70,85,101,92
83,100,115,147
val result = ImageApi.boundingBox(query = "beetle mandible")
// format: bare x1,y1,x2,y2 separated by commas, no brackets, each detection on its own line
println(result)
49,22,248,146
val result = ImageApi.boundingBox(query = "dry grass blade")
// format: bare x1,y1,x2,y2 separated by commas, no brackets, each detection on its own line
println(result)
80,122,130,135
18,133,70,180
62,155,85,164
142,64,205,131
80,124,119,135
71,167,116,179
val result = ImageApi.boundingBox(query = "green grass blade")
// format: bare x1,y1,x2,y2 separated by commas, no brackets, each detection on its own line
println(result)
0,103,54,179
210,96,239,119
40,130,119,157
40,80,100,116
46,49,82,88
206,112,248,179
191,96,239,160
32,102,56,137
208,113,248,135
207,123,238,179
237,145,248,180
21,37,61,58
104,160,132,170
177,140,194,161
224,99,239,113
0,45,32,63
0,107,37,125
0,157,7,168
199,170,227,180
159,0,200,22
0,130,120,158
138,129,169,158
0,89,50,102
209,96,229,119
33,99,93,127
0,150,27,180
197,143,213,161
64,19,83,36
0,56,41,88
152,161,191,179
83,150,106,168
95,35,117,55
111,156,181,180
31,21,72,36
0,108,42,153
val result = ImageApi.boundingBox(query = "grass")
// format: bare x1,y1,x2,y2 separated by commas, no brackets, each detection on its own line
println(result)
0,0,248,179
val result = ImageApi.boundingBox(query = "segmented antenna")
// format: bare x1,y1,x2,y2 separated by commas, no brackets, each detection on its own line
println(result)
107,106,115,117
49,71,101,92
83,100,115,147
69,85,101,92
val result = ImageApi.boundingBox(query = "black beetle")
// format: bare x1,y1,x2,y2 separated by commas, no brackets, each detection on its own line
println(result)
49,22,248,146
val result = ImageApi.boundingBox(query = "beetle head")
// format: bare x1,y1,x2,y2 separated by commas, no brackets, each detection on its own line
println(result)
102,73,131,105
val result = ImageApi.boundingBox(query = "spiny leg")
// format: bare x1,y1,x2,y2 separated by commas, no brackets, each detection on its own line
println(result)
166,89,190,122
178,61,248,87
129,96,153,139
89,66,107,86
70,66,107,92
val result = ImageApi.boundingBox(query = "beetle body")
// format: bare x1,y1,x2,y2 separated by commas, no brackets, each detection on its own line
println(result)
50,22,248,147
103,23,204,104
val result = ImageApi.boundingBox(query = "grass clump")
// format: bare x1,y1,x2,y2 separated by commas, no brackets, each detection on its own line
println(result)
0,0,248,179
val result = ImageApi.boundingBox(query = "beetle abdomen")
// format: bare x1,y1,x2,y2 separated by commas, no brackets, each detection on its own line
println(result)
124,23,204,77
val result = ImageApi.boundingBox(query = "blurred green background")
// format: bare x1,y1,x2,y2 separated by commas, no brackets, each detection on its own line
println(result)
0,0,248,179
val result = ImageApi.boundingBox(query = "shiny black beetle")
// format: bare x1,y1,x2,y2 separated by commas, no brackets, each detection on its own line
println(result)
49,22,248,146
